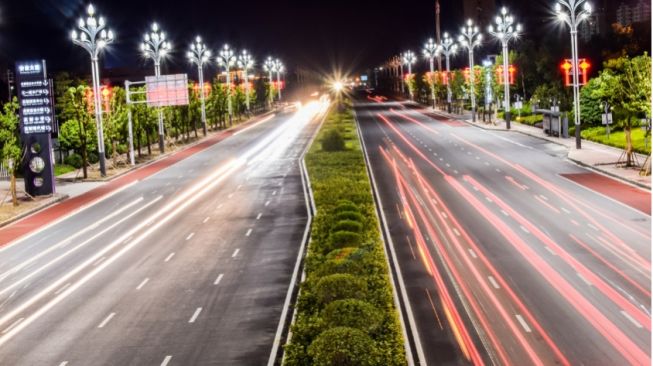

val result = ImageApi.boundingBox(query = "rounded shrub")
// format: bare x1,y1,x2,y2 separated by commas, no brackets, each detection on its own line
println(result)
321,129,345,151
64,153,83,169
317,248,366,277
314,273,367,304
308,327,378,366
335,210,364,223
87,151,99,164
334,201,359,215
328,230,362,252
332,219,363,233
322,299,383,333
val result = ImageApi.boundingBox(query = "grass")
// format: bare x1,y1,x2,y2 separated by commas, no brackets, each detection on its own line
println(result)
54,164,76,176
283,101,405,365
581,126,651,155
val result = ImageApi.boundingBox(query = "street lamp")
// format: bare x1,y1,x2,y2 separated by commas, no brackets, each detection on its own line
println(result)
187,36,211,136
238,50,255,113
141,22,172,153
71,4,114,177
272,59,284,101
216,44,237,125
423,38,439,109
263,56,276,108
555,0,592,149
439,32,458,113
458,19,483,122
489,7,522,130
402,50,417,100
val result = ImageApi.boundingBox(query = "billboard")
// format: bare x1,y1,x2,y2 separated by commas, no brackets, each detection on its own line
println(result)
146,74,190,107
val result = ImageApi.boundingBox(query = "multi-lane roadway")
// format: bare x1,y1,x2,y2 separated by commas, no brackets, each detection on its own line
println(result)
356,95,651,366
0,100,327,365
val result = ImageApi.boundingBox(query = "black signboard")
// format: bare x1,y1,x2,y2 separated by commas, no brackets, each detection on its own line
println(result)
16,60,55,196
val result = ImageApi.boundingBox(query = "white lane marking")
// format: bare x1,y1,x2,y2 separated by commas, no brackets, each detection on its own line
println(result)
189,307,202,323
203,216,210,223
485,197,493,203
545,246,557,256
433,152,438,156
621,310,644,328
164,253,175,262
515,314,532,332
561,207,571,214
237,185,242,190
453,170,459,174
488,276,500,289
577,272,592,286
265,201,271,206
500,210,509,217
214,274,224,285
256,213,263,220
93,257,106,267
475,156,480,160
468,249,478,259
186,233,195,241
217,204,223,209
136,278,149,290
453,228,461,237
228,193,234,198
54,283,71,295
540,195,549,201
520,226,530,234
98,312,115,328
495,168,501,173
161,355,172,366
2,318,23,334
472,186,479,191
246,229,253,237
439,158,444,161
484,162,490,166
446,163,451,168
59,362,68,366
166,182,171,186
123,236,133,244
272,190,277,196
232,249,240,258
441,212,448,219
588,223,599,231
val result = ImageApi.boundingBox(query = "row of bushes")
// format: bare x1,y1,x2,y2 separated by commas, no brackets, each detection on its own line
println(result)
283,102,406,365
581,126,651,155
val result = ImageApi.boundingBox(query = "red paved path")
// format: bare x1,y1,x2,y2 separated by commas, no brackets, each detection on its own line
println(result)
561,172,651,215
0,116,270,247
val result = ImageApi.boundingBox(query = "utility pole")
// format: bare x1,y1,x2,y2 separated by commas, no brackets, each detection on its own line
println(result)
435,0,442,71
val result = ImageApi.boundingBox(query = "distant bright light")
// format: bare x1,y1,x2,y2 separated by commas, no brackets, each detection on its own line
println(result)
333,81,344,92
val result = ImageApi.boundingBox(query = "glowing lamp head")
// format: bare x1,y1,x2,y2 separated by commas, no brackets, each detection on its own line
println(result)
333,81,344,92
87,4,96,16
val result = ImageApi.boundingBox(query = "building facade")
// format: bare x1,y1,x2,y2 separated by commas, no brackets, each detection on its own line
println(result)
616,0,652,25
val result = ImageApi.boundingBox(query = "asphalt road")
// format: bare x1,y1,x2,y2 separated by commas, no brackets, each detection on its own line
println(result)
355,95,651,366
0,100,328,365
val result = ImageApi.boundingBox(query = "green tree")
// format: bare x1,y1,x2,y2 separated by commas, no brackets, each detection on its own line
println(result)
0,98,22,206
58,85,96,178
105,86,128,166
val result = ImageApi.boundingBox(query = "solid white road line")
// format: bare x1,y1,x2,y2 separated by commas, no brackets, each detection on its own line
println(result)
488,276,500,289
189,307,202,323
203,216,210,223
164,253,175,262
246,229,253,237
232,249,240,258
256,213,263,220
98,312,115,328
186,233,195,241
136,278,149,290
621,310,644,328
161,355,172,366
214,274,224,285
515,314,532,333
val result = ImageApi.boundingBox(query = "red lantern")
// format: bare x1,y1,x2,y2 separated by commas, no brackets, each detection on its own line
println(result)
561,58,590,87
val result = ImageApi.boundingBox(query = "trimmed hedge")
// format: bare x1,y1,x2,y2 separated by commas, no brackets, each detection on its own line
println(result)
283,102,406,365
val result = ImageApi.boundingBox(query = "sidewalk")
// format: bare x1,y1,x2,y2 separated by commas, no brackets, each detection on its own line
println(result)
0,110,277,243
426,106,651,190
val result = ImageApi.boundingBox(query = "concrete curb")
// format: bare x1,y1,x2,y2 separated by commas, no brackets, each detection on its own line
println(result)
0,194,69,229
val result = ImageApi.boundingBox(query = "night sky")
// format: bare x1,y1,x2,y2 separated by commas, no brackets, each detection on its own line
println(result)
0,0,608,77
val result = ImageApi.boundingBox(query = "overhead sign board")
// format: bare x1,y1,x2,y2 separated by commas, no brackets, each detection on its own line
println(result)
146,74,189,107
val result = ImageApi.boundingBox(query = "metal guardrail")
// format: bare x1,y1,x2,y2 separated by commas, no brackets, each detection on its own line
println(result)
0,164,8,181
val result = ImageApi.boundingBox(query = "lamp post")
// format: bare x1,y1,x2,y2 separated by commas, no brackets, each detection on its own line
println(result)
217,44,237,126
71,4,114,177
263,56,276,108
458,19,483,122
399,54,405,94
141,22,172,153
423,38,439,109
238,50,255,113
439,32,458,113
488,7,522,130
272,59,284,101
402,51,417,100
555,0,592,149
187,36,211,136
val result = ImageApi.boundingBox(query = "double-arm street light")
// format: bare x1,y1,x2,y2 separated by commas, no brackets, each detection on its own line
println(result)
423,38,439,109
488,7,522,130
238,50,255,113
272,59,284,101
555,0,592,149
458,19,483,122
187,36,211,136
71,4,114,177
141,22,172,153
439,32,458,112
402,51,417,100
216,44,237,125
